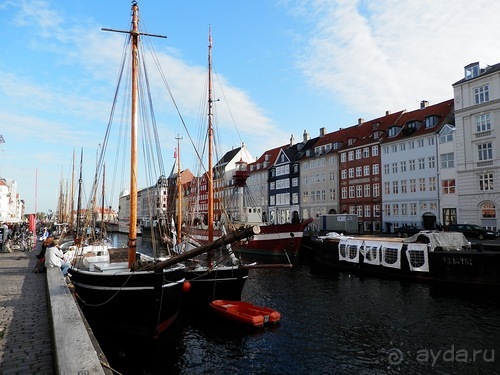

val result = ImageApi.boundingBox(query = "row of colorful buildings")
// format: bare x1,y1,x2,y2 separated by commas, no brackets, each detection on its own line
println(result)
131,61,500,234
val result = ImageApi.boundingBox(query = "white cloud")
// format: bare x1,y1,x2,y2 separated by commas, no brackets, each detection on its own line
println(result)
294,0,500,118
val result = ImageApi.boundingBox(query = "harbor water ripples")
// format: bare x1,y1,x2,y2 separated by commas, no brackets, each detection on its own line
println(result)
94,236,500,374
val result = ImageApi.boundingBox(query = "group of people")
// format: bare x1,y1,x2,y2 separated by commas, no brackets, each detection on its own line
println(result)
35,236,71,276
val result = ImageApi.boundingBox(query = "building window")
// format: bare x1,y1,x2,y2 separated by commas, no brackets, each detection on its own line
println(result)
349,168,354,178
476,113,491,133
392,181,399,194
329,189,335,200
341,153,346,162
400,161,406,172
410,203,417,216
356,185,362,197
428,156,435,169
474,85,489,104
384,182,390,195
393,204,399,216
419,178,426,192
442,179,456,194
356,149,362,159
439,126,454,143
384,164,390,175
409,160,416,171
481,203,496,218
443,208,457,226
429,177,436,191
401,180,407,193
401,203,407,216
478,143,493,161
364,205,371,218
440,153,455,168
479,173,493,191
387,126,400,137
372,145,379,156
349,186,355,198
348,151,354,161
356,166,362,177
342,187,347,199
373,183,380,197
465,63,480,79
341,169,347,179
425,115,440,128
363,165,370,176
372,164,379,175
392,163,398,173
418,158,425,170
364,184,370,197
363,147,369,158
410,179,416,193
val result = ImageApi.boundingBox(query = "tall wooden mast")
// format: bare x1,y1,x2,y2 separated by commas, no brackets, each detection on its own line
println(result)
176,135,182,243
103,1,167,268
207,26,214,242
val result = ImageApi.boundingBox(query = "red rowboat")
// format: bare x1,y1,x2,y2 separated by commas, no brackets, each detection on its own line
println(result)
209,300,281,327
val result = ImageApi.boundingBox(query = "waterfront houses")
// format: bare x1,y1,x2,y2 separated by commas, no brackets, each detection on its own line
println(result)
119,61,500,234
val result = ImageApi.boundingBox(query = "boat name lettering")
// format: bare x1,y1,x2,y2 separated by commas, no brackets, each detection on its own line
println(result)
441,256,473,266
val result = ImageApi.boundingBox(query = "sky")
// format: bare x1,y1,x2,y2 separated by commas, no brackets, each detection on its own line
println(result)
1,0,500,216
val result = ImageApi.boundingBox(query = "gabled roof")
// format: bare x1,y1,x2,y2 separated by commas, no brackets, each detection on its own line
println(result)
214,146,242,168
275,148,298,165
383,99,454,143
309,110,406,154
248,144,288,172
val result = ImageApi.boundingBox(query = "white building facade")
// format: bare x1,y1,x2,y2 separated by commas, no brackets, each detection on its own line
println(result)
453,62,500,231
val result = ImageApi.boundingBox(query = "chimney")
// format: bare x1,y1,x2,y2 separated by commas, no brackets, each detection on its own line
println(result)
385,110,391,116
290,134,295,147
319,127,326,137
420,100,429,109
303,130,310,143
358,118,364,126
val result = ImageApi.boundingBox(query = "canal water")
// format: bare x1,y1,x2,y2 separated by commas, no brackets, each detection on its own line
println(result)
93,235,500,374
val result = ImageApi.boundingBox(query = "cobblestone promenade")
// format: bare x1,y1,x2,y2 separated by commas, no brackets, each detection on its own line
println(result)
0,244,54,374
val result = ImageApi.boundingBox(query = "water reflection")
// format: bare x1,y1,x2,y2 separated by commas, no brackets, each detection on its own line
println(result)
94,236,500,375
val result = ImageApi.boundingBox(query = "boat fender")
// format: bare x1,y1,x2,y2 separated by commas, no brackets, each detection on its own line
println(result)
183,281,191,292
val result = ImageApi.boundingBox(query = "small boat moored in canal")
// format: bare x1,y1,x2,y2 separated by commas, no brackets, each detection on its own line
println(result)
209,299,281,327
313,230,500,287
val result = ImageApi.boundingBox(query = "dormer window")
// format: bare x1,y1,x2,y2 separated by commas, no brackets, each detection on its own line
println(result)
333,142,342,150
407,120,421,130
465,62,481,80
387,126,401,137
347,137,356,145
425,115,440,128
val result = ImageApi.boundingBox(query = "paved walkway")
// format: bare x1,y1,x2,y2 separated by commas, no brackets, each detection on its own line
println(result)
0,245,55,374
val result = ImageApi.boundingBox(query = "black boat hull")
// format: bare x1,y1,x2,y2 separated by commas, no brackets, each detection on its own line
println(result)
313,239,500,287
182,266,250,307
68,264,186,338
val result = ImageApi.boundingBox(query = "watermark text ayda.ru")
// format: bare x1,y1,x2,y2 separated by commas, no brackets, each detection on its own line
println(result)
386,344,495,367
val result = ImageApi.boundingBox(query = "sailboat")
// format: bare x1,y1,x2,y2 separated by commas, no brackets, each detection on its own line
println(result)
67,2,258,338
172,34,255,306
